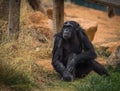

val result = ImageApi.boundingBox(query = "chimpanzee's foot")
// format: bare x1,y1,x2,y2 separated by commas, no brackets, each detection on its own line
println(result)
61,75,74,82
92,60,110,76
101,70,110,77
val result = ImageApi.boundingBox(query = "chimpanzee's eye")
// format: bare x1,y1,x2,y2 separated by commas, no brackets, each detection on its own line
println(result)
63,25,72,29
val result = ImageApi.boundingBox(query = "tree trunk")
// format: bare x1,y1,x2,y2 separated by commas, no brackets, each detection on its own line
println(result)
7,0,21,40
53,0,64,35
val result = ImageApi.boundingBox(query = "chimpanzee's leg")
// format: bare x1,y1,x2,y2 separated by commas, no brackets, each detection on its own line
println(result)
75,62,93,78
75,60,109,78
66,53,109,78
91,60,109,76
66,53,93,78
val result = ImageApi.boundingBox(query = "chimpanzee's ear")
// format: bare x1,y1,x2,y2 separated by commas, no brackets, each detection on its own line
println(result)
75,23,80,31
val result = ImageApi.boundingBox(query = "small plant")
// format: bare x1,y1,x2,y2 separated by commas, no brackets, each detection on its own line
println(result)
96,46,111,58
71,70,120,91
0,41,37,91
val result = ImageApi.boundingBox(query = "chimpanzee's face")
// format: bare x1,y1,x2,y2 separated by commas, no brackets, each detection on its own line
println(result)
62,25,74,40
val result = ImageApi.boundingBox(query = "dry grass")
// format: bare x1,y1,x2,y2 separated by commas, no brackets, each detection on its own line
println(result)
0,39,52,90
0,41,34,90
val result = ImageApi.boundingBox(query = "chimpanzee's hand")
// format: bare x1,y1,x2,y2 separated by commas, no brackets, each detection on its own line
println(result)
67,54,77,73
61,70,74,82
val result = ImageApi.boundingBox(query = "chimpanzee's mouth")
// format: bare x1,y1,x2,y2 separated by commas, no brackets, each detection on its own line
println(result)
63,33,69,36
63,36,69,40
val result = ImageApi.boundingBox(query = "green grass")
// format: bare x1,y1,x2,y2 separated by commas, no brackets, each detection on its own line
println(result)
32,64,120,91
95,46,111,58
70,73,120,91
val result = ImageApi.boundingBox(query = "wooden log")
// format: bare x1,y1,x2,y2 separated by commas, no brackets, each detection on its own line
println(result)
7,0,21,40
86,0,120,8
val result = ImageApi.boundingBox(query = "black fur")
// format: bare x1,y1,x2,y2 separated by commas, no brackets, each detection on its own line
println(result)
52,21,109,80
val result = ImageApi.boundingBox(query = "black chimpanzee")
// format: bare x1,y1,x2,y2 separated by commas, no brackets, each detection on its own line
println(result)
52,21,109,82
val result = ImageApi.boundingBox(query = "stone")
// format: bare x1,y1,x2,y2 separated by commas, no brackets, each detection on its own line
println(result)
80,20,97,41
107,46,120,67
100,42,120,54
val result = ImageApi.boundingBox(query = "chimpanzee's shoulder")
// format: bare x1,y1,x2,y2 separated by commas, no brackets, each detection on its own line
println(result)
76,26,87,39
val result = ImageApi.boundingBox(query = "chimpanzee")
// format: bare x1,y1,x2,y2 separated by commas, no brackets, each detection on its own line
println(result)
52,21,109,82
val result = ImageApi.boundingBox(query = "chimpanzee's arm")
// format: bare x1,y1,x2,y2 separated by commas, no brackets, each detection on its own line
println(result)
76,30,97,61
52,36,66,76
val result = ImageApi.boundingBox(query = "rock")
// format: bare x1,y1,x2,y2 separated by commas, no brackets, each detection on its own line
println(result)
107,46,120,67
81,21,97,41
100,42,120,54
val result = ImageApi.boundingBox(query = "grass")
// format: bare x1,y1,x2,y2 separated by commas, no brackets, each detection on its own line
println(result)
0,40,120,91
95,46,111,58
34,67,120,91
0,39,120,91
71,73,120,91
42,65,120,91
0,41,37,91
0,31,119,91
0,38,52,91
70,65,120,91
